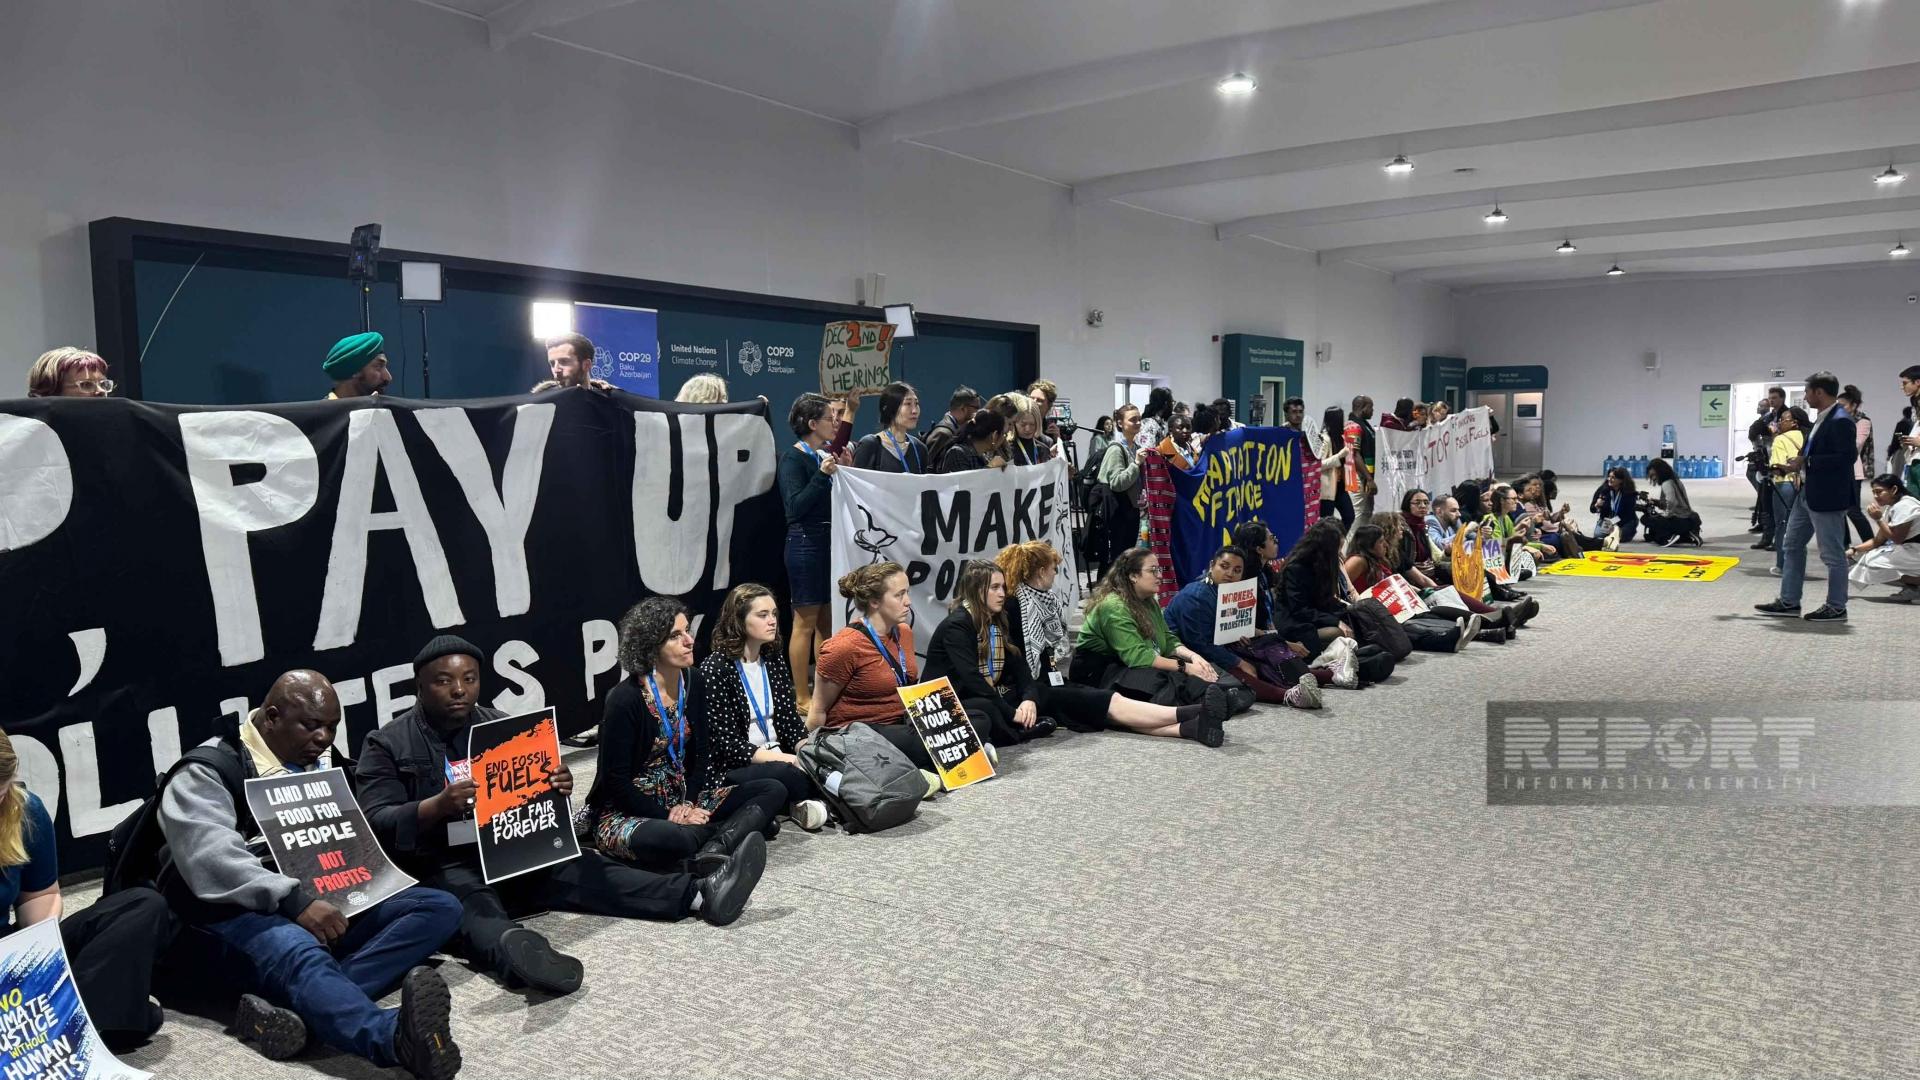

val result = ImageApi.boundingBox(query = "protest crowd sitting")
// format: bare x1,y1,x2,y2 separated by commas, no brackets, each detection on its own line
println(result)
11,336,1920,1079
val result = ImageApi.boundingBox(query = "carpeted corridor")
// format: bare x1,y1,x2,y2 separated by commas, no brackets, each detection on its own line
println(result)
86,477,1920,1079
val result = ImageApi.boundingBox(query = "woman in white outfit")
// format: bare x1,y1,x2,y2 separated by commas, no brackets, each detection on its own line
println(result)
1847,474,1920,602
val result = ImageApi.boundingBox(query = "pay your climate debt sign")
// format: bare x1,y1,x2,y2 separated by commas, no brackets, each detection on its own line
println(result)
0,392,786,872
899,678,992,791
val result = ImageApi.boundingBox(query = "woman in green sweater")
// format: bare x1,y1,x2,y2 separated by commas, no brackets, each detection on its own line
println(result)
1069,548,1233,746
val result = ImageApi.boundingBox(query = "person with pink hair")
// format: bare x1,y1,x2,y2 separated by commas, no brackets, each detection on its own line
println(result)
25,347,112,397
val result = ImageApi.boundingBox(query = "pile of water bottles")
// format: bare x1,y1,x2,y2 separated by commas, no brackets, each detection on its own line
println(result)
1602,453,1723,478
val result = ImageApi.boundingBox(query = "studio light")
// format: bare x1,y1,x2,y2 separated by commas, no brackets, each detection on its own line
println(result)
1894,241,1912,257
1605,264,1627,276
883,302,918,338
1384,154,1415,175
1483,206,1509,224
1217,73,1258,96
530,301,573,341
1556,239,1578,254
1875,165,1905,186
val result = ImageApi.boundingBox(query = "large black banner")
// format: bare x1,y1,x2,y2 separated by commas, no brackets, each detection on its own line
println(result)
0,389,785,869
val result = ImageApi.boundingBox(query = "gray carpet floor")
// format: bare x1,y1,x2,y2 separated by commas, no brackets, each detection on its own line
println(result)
76,477,1920,1079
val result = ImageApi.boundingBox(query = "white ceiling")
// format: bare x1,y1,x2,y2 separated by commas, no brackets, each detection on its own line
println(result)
430,0,1920,288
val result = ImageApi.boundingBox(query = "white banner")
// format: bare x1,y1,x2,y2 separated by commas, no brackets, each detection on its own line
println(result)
830,458,1083,658
1376,407,1496,512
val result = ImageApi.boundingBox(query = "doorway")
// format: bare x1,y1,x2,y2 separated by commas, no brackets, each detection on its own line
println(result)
1475,391,1546,476
1727,380,1800,462
1255,376,1288,428
1113,375,1167,414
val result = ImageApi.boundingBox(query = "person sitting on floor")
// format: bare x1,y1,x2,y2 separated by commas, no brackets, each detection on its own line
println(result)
1485,483,1556,565
1069,548,1240,745
586,597,789,881
996,540,1073,682
1164,546,1325,709
1520,475,1604,558
923,561,1068,743
1279,520,1359,649
156,670,463,1077
357,636,764,1002
1344,523,1482,650
1590,467,1638,548
808,562,954,791
0,729,172,1053
1846,473,1920,602
1375,509,1521,632
695,584,832,831
1640,457,1703,546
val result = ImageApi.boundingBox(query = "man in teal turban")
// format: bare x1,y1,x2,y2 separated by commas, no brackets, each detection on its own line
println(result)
323,331,392,399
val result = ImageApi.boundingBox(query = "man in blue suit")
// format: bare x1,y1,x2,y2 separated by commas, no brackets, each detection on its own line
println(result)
1757,371,1856,622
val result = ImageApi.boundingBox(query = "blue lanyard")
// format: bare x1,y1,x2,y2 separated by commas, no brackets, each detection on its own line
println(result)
736,659,773,743
883,430,920,472
1016,439,1040,465
646,673,685,770
986,624,998,679
862,622,910,686
799,442,823,465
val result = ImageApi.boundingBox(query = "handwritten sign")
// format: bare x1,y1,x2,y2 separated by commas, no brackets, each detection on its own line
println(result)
819,320,896,395
1213,577,1259,644
898,678,993,791
468,709,582,883
244,768,416,917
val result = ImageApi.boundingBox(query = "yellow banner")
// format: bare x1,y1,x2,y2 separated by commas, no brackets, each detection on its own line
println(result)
898,677,994,791
1536,551,1740,581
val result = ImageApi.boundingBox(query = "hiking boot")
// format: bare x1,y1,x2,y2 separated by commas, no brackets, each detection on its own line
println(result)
393,967,460,1080
235,994,307,1061
498,927,582,995
696,832,766,927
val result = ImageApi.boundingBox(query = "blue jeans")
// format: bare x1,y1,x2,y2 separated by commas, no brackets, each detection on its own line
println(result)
201,886,461,1066
1771,483,1797,568
1778,496,1850,610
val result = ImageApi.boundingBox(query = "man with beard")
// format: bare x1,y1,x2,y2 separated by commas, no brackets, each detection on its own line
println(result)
323,332,392,399
531,332,612,392
356,636,765,999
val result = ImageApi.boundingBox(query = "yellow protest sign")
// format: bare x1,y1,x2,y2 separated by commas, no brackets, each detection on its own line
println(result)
1535,551,1740,581
898,677,994,790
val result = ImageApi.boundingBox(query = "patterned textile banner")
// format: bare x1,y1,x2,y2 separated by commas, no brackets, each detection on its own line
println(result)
1376,407,1496,513
829,458,1082,657
0,390,784,870
1164,426,1312,585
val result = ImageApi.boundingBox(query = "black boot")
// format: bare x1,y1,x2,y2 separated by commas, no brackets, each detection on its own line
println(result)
695,832,766,926
1174,686,1228,747
234,994,307,1061
392,967,461,1080
692,805,772,876
498,926,583,995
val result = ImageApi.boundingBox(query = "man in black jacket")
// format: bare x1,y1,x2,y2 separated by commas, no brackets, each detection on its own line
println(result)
924,385,981,473
1757,371,1857,622
356,636,765,998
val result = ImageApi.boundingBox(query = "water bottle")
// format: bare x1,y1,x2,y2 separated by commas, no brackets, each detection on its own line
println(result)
1710,455,1723,478
1604,454,1617,474
1635,455,1648,478
1683,456,1697,479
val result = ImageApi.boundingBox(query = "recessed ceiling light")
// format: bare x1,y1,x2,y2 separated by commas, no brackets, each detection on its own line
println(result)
1605,264,1626,276
1384,154,1414,175
1216,73,1258,96
1894,241,1912,257
1484,206,1509,224
1875,165,1905,186
1556,239,1578,254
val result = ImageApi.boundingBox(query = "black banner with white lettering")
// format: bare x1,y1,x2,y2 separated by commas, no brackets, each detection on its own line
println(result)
0,390,784,869
243,767,415,916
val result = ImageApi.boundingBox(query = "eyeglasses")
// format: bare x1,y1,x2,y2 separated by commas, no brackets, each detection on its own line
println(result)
70,380,115,394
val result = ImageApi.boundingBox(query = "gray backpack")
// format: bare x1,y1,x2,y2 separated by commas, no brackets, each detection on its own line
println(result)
797,723,925,833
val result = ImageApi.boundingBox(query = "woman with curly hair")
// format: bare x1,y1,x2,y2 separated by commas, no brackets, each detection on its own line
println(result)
585,597,789,872
695,585,830,831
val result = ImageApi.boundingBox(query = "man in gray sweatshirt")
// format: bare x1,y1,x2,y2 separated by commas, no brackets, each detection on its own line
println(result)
157,669,466,1078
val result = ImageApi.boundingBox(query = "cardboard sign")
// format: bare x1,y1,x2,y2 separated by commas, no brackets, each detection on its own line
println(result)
0,919,149,1080
1213,577,1259,644
898,678,993,791
468,709,582,883
819,320,896,395
1362,574,1429,623
1537,551,1740,582
244,768,416,917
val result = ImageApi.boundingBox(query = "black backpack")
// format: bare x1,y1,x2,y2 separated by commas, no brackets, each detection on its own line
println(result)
1354,644,1397,685
1347,598,1414,661
103,738,245,897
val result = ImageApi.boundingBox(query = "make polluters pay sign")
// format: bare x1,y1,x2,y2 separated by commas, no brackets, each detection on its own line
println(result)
1700,384,1730,427
245,768,416,917
469,709,583,883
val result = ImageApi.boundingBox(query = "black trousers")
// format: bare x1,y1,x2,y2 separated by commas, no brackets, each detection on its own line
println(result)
1642,511,1699,544
726,762,813,807
1748,467,1774,531
1104,500,1140,567
1320,491,1354,532
63,887,174,1045
1847,479,1874,541
605,778,790,868
961,683,1113,741
417,853,694,976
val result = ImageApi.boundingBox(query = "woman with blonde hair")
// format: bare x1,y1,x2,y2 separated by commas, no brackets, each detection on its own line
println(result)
694,584,830,830
0,729,173,1049
1006,392,1058,466
675,373,729,403
26,347,113,397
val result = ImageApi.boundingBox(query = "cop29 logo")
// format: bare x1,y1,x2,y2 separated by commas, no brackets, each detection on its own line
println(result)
738,341,763,376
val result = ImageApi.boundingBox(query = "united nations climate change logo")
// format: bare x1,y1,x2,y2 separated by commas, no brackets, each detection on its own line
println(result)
738,341,763,376
590,347,612,381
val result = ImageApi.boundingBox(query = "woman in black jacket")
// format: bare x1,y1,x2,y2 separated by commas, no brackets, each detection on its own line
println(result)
923,561,1116,738
851,381,929,474
1278,520,1355,647
940,409,1008,473
586,597,789,872
694,584,830,831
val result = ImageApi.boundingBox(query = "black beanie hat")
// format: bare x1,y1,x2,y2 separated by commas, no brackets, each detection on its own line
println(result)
414,634,483,669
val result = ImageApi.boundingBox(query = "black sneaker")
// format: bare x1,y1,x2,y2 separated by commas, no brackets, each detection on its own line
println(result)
1802,604,1848,623
696,831,766,926
234,993,307,1060
1023,717,1059,741
1749,540,1774,550
1753,600,1801,617
498,926,583,995
393,967,460,1080
562,729,598,748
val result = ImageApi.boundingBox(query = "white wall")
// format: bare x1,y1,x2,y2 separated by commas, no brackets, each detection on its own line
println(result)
1457,266,1920,474
0,0,1454,418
